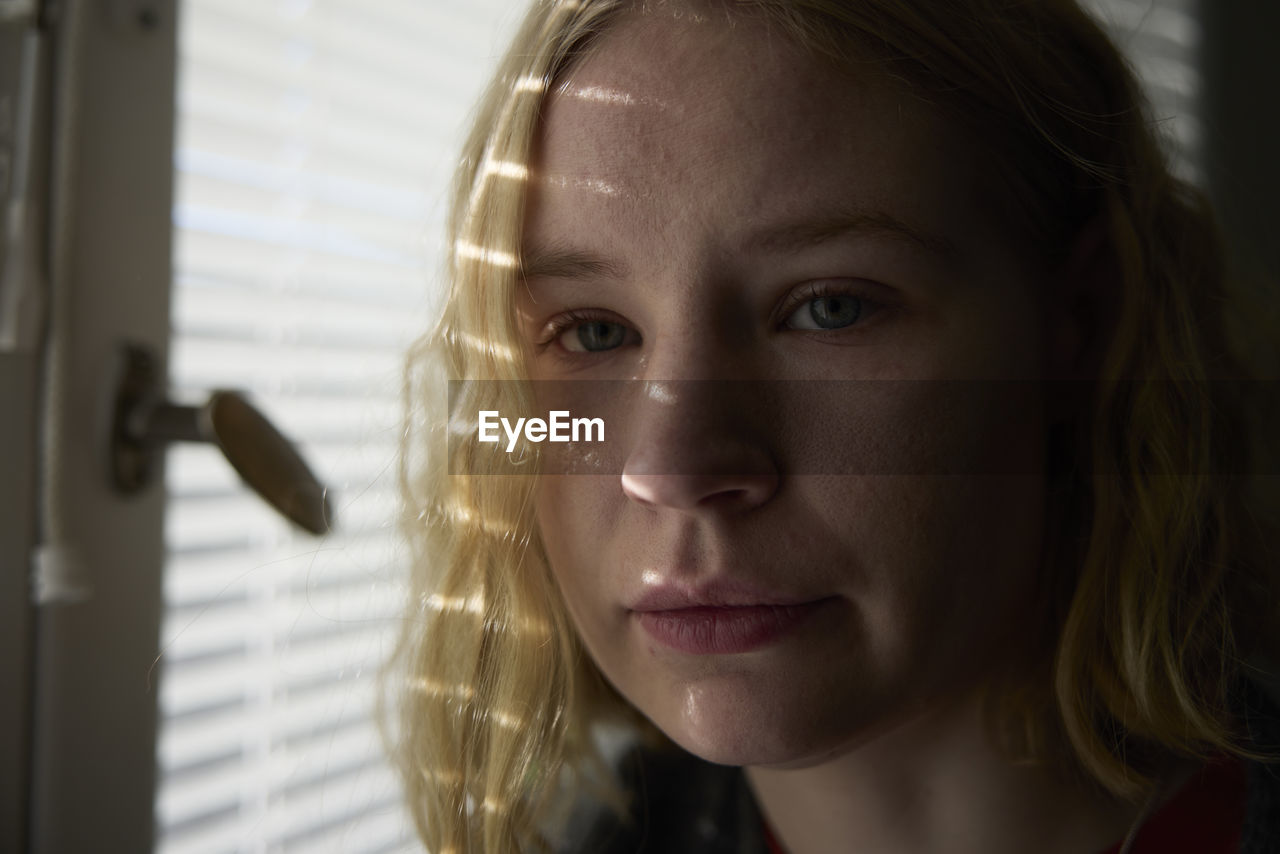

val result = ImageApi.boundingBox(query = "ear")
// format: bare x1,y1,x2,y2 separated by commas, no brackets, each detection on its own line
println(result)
1047,212,1119,383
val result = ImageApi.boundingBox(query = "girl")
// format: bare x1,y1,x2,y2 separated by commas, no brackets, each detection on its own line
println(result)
389,1,1280,851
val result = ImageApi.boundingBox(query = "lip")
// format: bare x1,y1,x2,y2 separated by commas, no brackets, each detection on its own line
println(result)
630,579,819,612
630,581,835,654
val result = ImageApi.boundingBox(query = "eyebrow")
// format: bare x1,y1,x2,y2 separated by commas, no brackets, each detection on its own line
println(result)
519,207,961,284
744,207,962,262
520,245,627,282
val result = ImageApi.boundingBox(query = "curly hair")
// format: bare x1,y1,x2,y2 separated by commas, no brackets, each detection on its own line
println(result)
384,1,1280,851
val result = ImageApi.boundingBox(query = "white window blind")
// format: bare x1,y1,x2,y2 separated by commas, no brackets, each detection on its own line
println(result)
155,2,521,852
1084,0,1202,181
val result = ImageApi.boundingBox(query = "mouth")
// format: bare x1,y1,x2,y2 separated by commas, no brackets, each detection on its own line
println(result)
630,583,837,654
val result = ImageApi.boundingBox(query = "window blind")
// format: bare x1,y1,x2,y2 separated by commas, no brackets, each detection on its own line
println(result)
156,2,521,852
1084,0,1202,180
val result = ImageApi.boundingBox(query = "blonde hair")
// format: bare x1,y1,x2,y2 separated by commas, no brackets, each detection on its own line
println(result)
385,1,1280,851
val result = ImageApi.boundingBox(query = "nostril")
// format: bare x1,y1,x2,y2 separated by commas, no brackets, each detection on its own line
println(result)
697,487,752,509
620,469,780,514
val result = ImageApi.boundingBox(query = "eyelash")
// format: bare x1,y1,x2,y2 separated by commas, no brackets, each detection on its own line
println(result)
535,308,630,352
534,280,883,356
774,280,882,331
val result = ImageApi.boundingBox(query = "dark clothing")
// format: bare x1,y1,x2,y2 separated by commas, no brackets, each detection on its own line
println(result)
566,743,768,854
564,679,1280,853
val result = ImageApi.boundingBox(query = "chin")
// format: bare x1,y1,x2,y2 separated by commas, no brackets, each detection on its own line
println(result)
664,716,863,770
646,672,877,769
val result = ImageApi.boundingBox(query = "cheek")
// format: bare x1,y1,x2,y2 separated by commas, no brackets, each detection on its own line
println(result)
533,476,620,645
796,376,1049,681
781,375,1047,478
812,470,1046,684
534,477,587,601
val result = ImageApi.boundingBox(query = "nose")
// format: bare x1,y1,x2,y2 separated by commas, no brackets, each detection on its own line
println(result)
620,379,779,514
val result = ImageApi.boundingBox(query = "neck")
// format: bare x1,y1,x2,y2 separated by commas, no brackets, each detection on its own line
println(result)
744,690,1174,854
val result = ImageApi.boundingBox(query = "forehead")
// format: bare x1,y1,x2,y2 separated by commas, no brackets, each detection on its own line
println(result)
525,10,991,250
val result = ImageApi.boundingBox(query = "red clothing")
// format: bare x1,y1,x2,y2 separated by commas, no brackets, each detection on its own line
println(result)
1097,755,1247,854
762,756,1248,854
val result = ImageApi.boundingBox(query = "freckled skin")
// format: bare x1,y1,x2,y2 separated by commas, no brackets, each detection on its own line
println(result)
520,10,1057,770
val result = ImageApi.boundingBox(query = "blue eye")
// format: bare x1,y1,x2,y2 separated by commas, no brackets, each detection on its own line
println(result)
786,294,863,330
561,319,629,352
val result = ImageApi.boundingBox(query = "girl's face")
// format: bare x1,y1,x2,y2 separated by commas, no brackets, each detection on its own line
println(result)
518,11,1062,768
